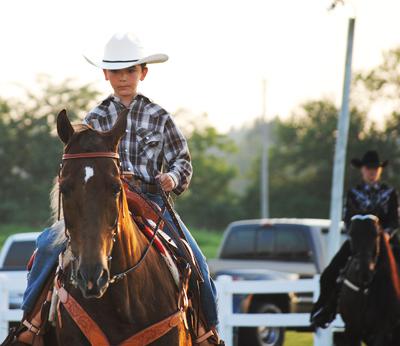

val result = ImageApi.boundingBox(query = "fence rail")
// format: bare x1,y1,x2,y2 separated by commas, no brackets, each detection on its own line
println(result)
215,275,344,346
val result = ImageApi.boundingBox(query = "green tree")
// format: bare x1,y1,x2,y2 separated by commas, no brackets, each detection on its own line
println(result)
0,77,100,225
175,126,242,230
354,46,400,187
241,99,387,219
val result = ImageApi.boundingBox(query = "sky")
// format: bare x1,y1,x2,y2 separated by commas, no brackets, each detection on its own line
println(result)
1,0,399,132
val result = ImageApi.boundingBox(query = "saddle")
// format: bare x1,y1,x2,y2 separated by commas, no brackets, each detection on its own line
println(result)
1,185,223,346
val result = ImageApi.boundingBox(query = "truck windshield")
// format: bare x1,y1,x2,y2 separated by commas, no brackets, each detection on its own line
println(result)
221,224,312,262
2,241,36,270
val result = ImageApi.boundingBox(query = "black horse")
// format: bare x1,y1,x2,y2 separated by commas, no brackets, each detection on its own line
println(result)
338,215,400,346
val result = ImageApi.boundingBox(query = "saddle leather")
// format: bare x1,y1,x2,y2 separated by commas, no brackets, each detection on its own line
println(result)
123,181,161,224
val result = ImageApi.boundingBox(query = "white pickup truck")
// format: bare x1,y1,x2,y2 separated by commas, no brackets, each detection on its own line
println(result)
0,232,40,309
208,218,346,346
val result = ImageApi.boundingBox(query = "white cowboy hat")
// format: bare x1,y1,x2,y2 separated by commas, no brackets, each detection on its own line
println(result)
84,32,168,70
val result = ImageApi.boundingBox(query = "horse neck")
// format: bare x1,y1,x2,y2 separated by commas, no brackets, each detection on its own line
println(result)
108,193,178,324
113,194,142,268
377,234,400,300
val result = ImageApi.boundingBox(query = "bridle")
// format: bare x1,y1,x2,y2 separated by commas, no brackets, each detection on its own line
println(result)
58,150,164,287
343,214,382,294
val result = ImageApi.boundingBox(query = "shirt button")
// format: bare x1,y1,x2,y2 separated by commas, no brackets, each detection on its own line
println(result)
125,130,128,133
128,168,131,171
125,149,128,152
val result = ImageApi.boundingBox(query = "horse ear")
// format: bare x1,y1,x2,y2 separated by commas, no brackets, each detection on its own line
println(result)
108,109,128,150
57,110,74,144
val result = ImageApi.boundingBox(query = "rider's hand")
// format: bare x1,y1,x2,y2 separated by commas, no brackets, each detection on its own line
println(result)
156,173,176,192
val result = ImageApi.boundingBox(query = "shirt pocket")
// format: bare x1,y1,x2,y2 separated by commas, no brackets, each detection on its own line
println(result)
136,127,163,159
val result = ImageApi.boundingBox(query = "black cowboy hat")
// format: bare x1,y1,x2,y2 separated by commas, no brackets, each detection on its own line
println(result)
351,150,389,168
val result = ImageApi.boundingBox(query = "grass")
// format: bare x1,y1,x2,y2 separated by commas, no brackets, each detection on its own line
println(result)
285,332,313,346
190,228,223,259
0,224,37,248
0,224,316,345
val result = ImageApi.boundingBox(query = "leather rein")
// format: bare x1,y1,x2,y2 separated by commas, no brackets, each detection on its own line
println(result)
56,151,190,345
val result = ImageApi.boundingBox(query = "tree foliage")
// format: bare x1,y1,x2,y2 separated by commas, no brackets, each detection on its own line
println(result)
237,47,400,221
175,126,242,229
0,78,100,225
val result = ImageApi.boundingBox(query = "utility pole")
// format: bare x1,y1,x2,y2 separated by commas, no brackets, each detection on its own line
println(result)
260,79,269,219
315,4,357,346
327,17,356,262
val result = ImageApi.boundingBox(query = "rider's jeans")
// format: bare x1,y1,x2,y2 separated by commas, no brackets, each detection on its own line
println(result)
21,193,219,327
21,228,65,312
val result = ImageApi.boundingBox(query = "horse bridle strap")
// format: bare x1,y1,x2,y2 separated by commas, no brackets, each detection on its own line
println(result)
56,284,183,346
62,152,120,160
55,284,109,346
343,278,369,294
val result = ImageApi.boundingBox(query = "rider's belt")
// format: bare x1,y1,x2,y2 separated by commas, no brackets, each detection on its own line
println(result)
122,174,159,194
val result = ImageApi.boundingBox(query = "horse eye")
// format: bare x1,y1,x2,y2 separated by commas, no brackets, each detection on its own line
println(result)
59,183,70,196
111,182,122,195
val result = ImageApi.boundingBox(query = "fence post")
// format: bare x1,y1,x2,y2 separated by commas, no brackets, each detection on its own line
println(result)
312,275,334,346
0,274,10,342
216,275,234,346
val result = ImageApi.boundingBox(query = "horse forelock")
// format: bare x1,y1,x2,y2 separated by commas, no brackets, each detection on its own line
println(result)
350,218,380,244
65,126,112,154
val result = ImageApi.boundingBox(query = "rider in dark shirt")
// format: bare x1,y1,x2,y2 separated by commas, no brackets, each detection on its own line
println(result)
311,150,399,328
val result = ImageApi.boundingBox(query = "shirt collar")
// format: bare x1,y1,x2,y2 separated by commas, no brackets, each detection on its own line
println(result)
362,182,381,191
110,93,141,110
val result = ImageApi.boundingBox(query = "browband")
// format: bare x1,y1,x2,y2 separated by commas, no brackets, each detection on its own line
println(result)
62,152,120,160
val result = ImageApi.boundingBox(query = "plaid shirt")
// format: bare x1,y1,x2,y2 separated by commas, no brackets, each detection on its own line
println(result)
83,94,192,195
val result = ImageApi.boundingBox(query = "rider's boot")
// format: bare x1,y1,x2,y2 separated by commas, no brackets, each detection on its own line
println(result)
310,286,339,329
310,240,352,329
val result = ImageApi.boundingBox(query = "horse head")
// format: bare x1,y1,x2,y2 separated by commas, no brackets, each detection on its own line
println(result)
347,214,382,289
56,109,128,298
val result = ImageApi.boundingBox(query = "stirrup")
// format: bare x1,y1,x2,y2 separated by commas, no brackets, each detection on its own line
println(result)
195,328,225,345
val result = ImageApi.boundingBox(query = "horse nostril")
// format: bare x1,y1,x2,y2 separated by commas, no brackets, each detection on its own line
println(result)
77,269,85,282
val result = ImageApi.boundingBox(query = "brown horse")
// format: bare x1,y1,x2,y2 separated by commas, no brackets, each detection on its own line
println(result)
52,109,192,345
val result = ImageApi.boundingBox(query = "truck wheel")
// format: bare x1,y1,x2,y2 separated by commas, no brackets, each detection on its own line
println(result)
238,303,285,346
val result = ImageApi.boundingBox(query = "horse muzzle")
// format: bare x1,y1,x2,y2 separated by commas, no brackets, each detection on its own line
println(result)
77,263,110,298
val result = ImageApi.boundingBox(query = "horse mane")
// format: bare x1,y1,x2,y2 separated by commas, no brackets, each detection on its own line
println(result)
115,187,142,264
378,233,400,299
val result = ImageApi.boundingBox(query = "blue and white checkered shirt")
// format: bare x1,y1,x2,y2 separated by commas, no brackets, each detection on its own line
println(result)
83,94,192,195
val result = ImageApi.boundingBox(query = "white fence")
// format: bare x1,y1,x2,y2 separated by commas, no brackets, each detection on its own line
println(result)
0,273,344,346
0,273,24,342
215,275,344,346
